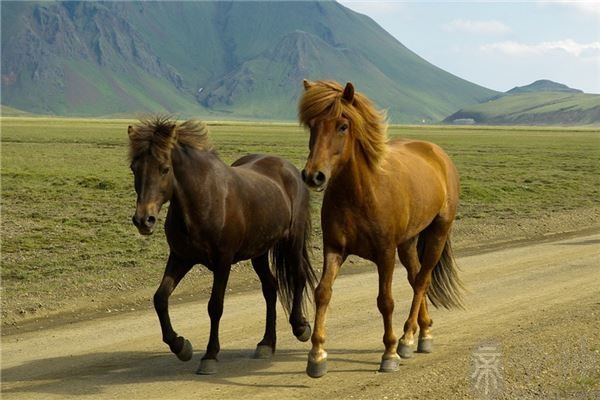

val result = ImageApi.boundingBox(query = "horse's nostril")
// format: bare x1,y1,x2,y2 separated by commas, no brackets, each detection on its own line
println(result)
132,215,140,227
147,216,156,226
314,171,326,186
301,169,327,188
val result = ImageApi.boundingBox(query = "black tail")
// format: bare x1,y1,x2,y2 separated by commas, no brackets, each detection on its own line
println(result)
272,204,317,316
419,236,465,310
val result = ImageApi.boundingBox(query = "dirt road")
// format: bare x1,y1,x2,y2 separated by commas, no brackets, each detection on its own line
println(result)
2,232,600,399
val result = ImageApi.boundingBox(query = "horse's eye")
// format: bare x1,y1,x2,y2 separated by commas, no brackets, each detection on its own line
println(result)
160,166,170,176
338,123,349,133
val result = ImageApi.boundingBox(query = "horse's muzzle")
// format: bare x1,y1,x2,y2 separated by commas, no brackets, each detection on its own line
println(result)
301,169,327,192
132,214,157,235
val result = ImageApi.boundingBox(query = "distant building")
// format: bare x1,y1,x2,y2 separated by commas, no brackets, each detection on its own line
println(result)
452,118,476,125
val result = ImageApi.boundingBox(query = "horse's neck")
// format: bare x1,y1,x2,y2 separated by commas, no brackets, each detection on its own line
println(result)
170,148,228,219
329,155,378,205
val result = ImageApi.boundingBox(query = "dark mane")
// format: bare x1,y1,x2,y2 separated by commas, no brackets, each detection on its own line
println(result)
128,116,212,163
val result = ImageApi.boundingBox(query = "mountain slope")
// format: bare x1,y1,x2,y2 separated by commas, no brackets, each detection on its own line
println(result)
1,1,497,122
1,2,204,116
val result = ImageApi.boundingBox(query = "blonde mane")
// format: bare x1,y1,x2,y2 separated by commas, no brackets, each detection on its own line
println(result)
128,116,212,163
298,80,388,170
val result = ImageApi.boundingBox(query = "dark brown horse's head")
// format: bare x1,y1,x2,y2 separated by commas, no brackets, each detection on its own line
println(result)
298,80,388,191
127,118,177,235
127,117,211,235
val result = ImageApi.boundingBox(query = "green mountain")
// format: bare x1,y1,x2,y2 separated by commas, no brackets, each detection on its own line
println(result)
1,1,497,122
444,90,600,125
506,79,583,95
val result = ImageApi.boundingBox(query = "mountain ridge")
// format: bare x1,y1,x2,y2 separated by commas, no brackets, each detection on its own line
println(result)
2,1,497,122
507,79,583,95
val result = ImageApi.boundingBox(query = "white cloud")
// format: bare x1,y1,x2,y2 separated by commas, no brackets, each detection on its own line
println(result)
481,39,600,57
573,2,600,15
444,19,511,35
538,1,600,16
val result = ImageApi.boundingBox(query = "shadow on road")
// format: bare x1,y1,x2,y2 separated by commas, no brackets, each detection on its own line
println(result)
1,347,381,396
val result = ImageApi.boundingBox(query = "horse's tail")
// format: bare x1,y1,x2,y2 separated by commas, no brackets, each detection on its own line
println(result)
272,197,317,316
421,236,465,310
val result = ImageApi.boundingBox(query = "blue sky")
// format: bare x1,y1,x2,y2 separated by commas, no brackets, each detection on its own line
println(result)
339,1,600,94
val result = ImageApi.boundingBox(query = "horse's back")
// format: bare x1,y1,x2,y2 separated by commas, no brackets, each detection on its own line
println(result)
387,138,459,190
232,154,307,204
232,154,298,179
387,138,459,224
226,154,308,260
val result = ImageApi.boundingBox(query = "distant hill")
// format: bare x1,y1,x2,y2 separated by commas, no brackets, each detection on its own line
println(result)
1,1,496,122
0,105,34,117
444,91,600,125
507,80,583,95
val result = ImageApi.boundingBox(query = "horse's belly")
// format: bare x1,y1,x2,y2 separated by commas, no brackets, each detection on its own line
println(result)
233,220,289,262
322,206,436,262
221,188,289,261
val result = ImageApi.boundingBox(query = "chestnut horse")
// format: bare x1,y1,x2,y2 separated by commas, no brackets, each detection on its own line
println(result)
127,117,316,375
299,80,464,377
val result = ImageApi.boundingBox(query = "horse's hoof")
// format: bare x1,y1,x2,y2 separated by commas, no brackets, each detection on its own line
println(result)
306,358,327,378
196,358,218,375
379,355,400,372
398,343,413,359
417,337,433,353
295,324,312,342
176,339,193,362
254,344,274,359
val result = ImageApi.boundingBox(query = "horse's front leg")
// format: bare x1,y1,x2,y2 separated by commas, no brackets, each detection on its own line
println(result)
306,249,343,378
197,261,232,375
154,252,194,361
376,250,401,372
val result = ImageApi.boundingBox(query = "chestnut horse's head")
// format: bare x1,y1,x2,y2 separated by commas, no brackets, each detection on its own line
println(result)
127,117,178,235
298,80,388,191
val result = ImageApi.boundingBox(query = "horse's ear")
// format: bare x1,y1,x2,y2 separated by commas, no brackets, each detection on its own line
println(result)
342,82,355,103
303,79,314,90
168,124,178,141
127,125,134,138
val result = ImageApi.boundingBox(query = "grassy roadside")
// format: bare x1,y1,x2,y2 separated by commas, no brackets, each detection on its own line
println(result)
1,118,599,329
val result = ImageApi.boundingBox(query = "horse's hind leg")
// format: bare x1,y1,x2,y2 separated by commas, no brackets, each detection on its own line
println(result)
398,238,433,358
399,224,451,359
273,236,312,342
251,253,277,359
288,242,312,343
290,280,312,342
154,252,194,361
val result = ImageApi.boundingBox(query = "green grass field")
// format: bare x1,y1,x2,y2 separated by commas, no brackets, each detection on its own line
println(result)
1,117,599,325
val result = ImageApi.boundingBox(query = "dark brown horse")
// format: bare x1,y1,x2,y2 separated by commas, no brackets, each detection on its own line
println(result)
127,117,316,375
299,80,464,377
